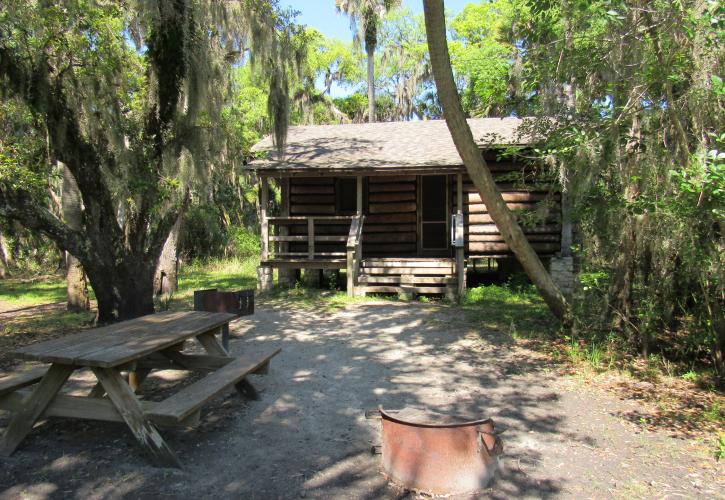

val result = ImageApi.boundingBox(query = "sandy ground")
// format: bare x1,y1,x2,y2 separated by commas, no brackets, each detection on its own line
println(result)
1,301,723,499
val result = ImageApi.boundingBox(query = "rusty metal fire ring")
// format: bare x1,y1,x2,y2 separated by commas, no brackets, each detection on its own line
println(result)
380,407,503,495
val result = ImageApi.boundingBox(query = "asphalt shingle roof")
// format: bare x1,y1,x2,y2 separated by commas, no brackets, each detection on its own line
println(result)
248,117,537,174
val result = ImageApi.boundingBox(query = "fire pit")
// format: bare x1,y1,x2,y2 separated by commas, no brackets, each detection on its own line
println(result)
378,407,502,495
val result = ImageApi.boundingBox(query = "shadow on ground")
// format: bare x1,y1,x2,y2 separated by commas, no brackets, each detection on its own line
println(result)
0,301,721,499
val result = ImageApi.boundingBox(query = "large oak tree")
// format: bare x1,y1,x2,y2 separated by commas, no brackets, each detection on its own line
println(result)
0,0,296,322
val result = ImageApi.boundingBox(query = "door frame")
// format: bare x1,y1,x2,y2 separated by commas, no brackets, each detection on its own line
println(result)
417,174,451,257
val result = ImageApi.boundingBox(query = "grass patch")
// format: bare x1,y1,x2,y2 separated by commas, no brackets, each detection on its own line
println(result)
459,283,559,340
166,257,259,310
0,275,68,309
0,257,260,361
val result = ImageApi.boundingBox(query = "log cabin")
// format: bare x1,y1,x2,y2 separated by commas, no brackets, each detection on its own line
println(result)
247,117,573,298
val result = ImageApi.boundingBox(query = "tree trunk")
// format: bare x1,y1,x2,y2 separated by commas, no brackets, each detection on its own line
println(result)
422,0,571,323
154,214,182,296
61,163,90,312
367,44,375,123
0,230,9,278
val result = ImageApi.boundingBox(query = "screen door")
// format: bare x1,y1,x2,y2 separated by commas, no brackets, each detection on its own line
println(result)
419,175,449,254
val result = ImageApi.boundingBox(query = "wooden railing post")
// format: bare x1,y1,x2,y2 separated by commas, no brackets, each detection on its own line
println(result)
260,177,269,261
346,215,364,297
455,173,465,300
307,218,315,259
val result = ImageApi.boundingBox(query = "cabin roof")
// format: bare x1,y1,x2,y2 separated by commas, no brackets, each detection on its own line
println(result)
247,117,538,175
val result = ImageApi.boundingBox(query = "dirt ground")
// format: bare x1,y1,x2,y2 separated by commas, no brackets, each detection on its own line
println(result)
1,301,723,499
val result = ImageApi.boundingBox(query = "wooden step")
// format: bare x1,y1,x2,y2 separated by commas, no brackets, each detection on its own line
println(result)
358,276,456,285
362,267,453,275
0,365,49,397
147,348,281,426
362,258,454,268
358,285,453,295
261,259,345,269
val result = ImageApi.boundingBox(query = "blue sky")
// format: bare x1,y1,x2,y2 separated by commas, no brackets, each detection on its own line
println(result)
279,1,472,97
280,0,471,41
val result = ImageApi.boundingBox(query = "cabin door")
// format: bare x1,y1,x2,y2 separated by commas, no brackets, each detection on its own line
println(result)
418,175,450,256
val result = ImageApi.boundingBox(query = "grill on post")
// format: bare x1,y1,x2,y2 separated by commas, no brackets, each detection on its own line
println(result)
193,289,254,351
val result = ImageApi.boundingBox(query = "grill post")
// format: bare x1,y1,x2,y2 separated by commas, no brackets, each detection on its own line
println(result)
193,289,255,351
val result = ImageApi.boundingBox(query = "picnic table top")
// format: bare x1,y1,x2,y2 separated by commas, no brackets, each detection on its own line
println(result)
13,311,236,368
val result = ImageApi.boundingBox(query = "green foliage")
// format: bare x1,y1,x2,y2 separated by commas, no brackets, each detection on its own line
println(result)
449,1,517,116
227,226,261,258
462,284,558,339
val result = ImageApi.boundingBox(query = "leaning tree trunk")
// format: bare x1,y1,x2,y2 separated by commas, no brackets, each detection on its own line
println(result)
366,44,375,123
61,163,90,312
154,215,182,296
422,0,571,323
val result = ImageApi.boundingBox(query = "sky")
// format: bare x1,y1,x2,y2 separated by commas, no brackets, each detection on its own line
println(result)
280,0,471,42
279,0,472,98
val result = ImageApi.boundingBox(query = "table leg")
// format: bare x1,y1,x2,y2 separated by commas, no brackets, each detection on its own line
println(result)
197,327,260,399
128,368,151,392
196,328,229,356
0,363,75,456
91,367,181,469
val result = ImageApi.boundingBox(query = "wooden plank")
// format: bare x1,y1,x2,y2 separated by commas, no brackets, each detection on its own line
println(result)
290,185,334,195
468,224,561,235
0,363,74,456
15,312,235,368
368,192,416,203
362,267,453,275
0,365,49,396
458,192,553,203
364,224,417,233
365,213,417,224
290,178,334,185
358,285,450,294
267,216,353,223
358,276,456,284
92,367,181,468
260,259,346,269
362,259,454,267
141,352,233,372
291,194,335,204
148,348,281,426
0,389,202,427
261,177,269,260
469,234,559,243
468,242,560,253
368,183,415,193
368,202,417,214
369,175,416,183
291,205,335,215
363,232,416,244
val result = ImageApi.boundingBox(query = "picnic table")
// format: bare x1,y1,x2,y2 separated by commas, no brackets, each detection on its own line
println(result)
0,311,280,468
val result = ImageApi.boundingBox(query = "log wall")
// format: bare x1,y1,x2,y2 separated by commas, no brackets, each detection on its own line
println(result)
453,169,561,256
285,159,562,259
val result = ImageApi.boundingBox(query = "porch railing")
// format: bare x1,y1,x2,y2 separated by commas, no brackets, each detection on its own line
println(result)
264,216,355,260
346,215,364,297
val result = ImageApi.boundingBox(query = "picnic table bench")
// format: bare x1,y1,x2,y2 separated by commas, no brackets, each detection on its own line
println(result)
0,311,280,468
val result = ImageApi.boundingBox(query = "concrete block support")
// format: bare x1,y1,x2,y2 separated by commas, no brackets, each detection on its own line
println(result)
303,269,322,288
278,268,297,289
549,256,575,298
257,266,273,293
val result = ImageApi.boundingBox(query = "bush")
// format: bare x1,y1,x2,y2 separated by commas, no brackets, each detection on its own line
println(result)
226,226,260,258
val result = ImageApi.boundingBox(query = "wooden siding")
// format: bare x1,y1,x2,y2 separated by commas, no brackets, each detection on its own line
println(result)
452,170,561,256
286,160,562,259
